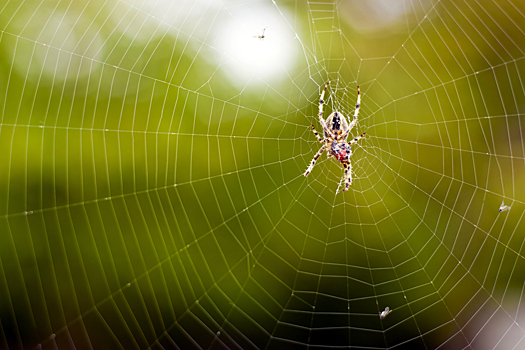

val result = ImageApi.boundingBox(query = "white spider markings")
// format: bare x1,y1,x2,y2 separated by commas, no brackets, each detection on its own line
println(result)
304,82,365,191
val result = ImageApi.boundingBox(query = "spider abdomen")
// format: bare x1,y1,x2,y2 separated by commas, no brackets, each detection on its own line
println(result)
331,141,352,163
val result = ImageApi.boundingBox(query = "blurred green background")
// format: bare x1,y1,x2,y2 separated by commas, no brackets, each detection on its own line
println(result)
0,0,524,349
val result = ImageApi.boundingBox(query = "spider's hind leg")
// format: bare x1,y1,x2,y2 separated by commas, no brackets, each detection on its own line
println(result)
343,163,352,191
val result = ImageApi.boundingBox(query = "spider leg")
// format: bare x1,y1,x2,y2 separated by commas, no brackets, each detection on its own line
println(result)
340,129,350,141
311,125,323,143
318,82,329,128
343,162,352,191
348,86,360,131
348,132,366,145
304,145,326,176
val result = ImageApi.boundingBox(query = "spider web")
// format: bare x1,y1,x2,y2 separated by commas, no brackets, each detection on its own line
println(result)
0,0,524,349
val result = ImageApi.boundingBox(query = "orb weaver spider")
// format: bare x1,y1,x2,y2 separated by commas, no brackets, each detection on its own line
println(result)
304,82,365,192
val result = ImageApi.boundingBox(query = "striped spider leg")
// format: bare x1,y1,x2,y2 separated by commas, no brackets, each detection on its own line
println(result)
341,131,366,190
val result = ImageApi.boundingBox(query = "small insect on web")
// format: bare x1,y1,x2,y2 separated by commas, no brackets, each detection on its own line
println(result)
380,306,392,319
253,27,267,40
499,201,511,212
304,82,365,192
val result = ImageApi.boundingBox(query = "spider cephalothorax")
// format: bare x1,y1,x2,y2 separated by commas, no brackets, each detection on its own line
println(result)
304,82,365,191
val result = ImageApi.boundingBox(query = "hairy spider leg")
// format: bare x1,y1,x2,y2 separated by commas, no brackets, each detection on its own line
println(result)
349,132,366,145
311,125,323,143
318,82,329,129
304,145,326,176
343,162,352,191
347,86,361,132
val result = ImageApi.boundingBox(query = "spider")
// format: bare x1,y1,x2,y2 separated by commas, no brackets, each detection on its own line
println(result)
304,82,365,191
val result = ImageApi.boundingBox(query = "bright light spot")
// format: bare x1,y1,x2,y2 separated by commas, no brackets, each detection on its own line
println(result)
477,290,525,349
215,5,299,83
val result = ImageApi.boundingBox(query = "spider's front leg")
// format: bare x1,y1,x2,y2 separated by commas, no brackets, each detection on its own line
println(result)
343,162,352,191
304,145,326,176
348,86,361,131
318,82,329,128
